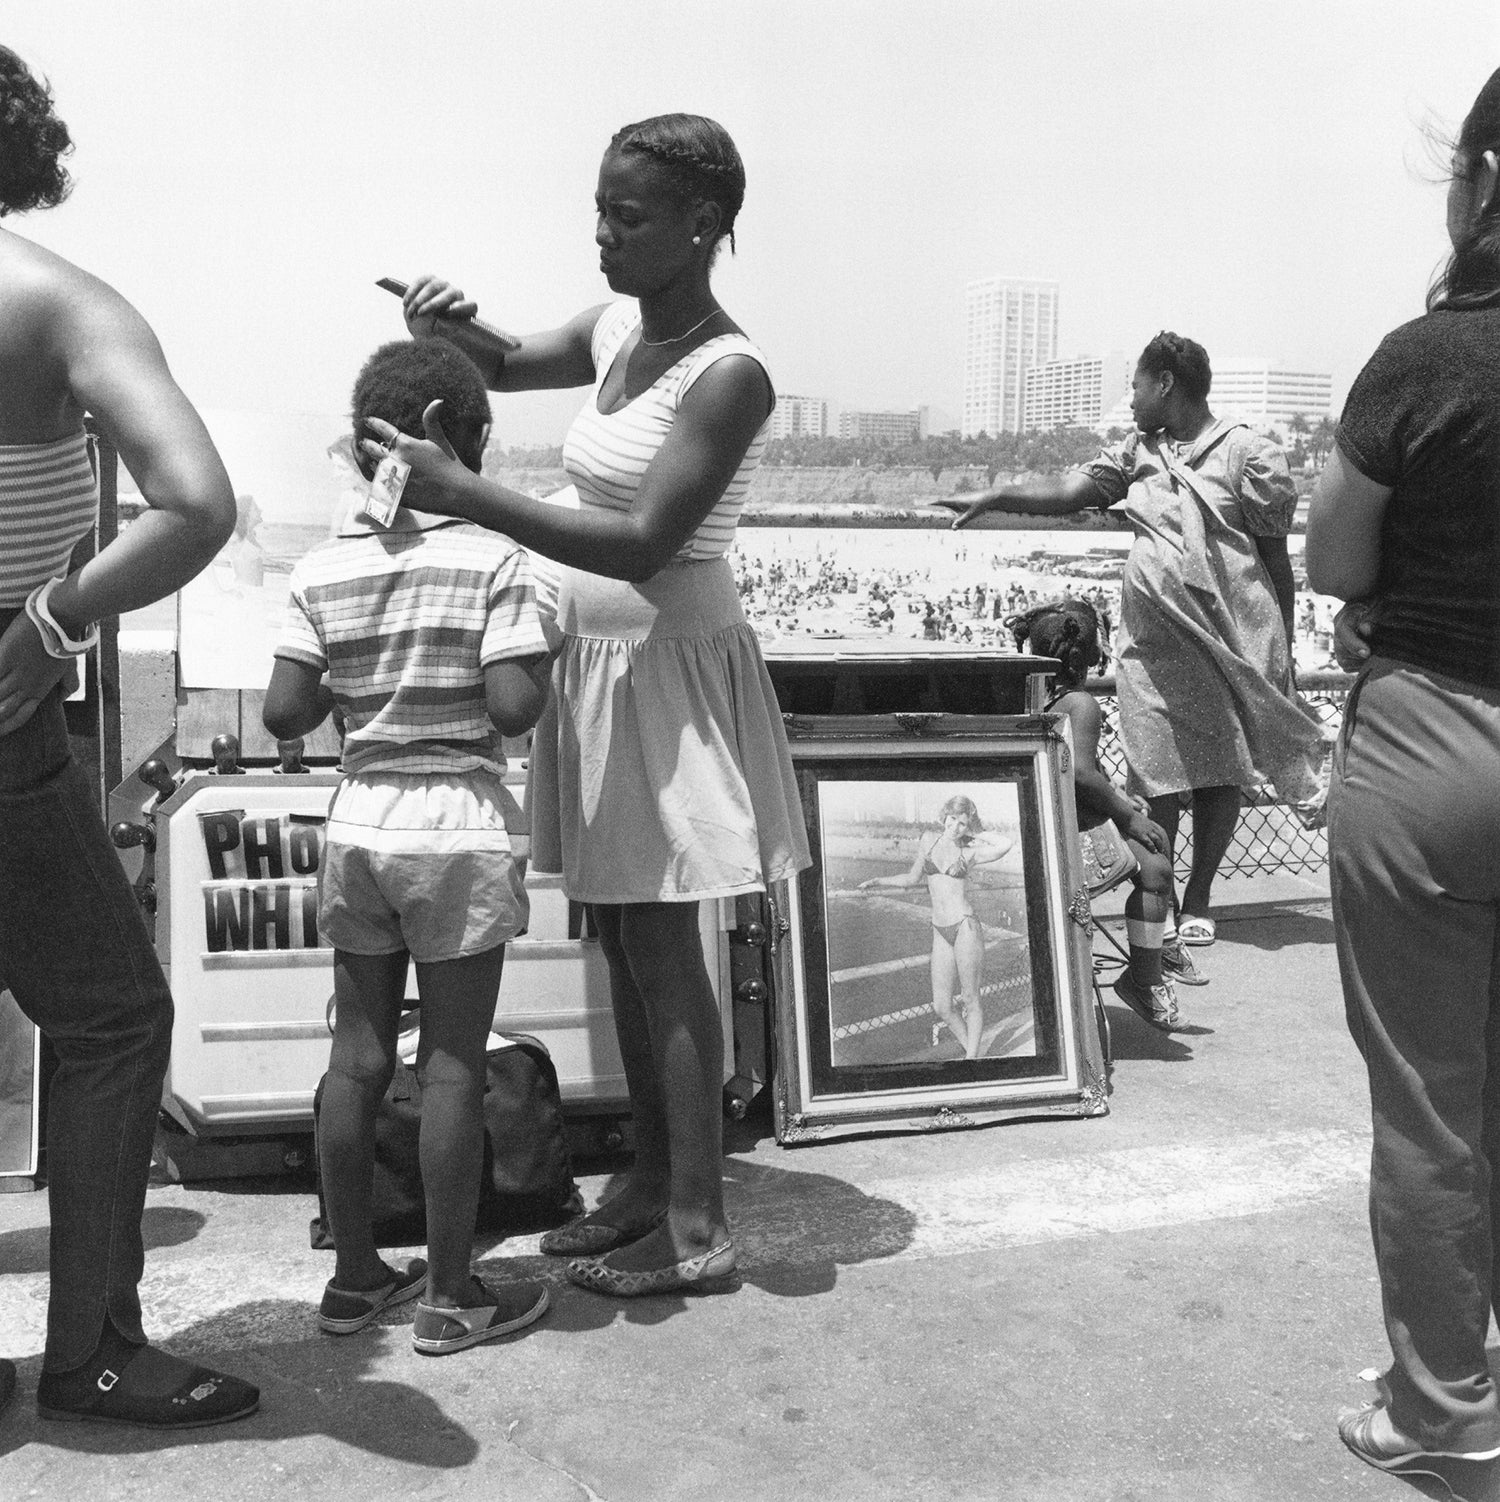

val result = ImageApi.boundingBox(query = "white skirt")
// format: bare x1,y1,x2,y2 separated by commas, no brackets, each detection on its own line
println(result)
526,557,811,904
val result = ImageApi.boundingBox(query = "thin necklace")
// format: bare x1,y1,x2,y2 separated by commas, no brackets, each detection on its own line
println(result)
639,308,722,347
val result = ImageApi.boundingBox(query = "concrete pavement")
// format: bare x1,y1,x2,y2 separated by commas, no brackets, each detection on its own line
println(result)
0,876,1476,1501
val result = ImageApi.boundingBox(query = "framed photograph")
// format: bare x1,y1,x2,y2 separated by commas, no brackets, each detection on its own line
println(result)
771,714,1107,1144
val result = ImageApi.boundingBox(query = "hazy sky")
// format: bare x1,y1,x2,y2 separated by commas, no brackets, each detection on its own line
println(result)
6,2,1498,443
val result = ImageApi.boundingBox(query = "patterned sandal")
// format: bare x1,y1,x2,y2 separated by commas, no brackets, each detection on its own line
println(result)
566,1241,740,1298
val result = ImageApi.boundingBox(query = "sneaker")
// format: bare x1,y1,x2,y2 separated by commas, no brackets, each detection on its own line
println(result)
319,1258,428,1335
412,1278,550,1355
1161,940,1207,986
1113,974,1180,1032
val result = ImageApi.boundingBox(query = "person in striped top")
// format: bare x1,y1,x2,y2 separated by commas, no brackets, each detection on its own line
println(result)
0,46,260,1429
362,113,811,1301
264,340,553,1355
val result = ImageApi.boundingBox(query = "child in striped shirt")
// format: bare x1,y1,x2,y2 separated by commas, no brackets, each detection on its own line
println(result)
264,340,553,1355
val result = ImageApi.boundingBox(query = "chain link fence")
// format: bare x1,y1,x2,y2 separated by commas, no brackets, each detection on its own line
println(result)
1087,670,1352,881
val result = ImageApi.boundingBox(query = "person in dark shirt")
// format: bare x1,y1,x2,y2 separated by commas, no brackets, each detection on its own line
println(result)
1308,64,1500,1477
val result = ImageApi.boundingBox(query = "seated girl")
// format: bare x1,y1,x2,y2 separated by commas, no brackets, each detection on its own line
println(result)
1007,599,1185,1033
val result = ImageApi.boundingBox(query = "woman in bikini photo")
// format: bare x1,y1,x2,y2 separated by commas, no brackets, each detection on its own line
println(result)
859,795,1014,1060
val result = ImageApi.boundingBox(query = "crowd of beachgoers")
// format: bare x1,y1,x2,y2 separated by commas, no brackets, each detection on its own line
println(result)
730,545,1342,673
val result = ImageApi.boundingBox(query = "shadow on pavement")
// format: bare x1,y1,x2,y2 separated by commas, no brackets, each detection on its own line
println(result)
1220,908,1336,950
1101,1003,1205,1060
0,1302,479,1465
503,1150,921,1325
0,1204,207,1274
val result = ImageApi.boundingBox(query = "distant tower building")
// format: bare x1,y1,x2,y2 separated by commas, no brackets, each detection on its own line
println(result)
769,394,830,441
1023,354,1130,432
1211,361,1333,428
963,277,1059,436
836,406,930,443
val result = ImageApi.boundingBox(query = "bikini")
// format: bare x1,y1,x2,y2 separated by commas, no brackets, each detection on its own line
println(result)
924,845,982,945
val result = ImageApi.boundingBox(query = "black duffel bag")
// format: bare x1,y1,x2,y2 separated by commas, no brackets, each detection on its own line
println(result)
310,1032,582,1250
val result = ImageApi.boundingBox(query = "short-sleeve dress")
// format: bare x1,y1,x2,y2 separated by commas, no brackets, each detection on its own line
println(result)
1073,419,1330,804
526,302,812,904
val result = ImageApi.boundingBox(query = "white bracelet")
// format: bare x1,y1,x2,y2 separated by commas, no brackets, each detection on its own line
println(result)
25,576,99,659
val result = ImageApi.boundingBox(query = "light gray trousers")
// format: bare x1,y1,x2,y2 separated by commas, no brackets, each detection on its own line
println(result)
1331,655,1500,1453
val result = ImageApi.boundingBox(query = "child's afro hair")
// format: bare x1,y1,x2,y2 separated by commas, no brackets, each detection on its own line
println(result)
351,340,491,477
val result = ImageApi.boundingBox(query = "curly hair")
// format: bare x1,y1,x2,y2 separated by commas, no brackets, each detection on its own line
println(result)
935,793,985,835
609,113,745,254
351,341,491,479
1005,597,1110,686
1137,331,1212,404
0,47,73,216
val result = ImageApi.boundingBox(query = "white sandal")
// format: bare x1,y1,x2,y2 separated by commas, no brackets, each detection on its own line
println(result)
1178,916,1216,947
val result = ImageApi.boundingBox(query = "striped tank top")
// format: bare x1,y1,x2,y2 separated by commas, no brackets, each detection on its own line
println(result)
562,301,773,562
0,432,98,607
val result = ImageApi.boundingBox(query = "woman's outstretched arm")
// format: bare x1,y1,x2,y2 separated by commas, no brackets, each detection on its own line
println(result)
938,472,1106,529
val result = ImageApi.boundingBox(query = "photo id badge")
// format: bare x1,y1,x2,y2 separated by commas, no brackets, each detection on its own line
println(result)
361,453,410,527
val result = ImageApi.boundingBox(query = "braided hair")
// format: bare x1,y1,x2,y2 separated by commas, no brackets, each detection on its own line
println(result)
609,113,745,255
1137,331,1211,403
1005,597,1110,687
0,47,72,216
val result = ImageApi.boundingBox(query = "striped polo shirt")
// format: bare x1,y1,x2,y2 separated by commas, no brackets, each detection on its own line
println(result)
563,301,773,561
0,432,99,607
276,499,549,777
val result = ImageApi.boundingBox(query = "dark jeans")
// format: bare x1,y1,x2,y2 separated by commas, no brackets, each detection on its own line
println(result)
1331,657,1500,1453
0,640,171,1372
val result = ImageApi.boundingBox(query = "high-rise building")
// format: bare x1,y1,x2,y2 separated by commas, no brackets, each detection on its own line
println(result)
1023,354,1130,432
836,406,929,443
1210,361,1333,428
963,277,1058,436
768,394,830,441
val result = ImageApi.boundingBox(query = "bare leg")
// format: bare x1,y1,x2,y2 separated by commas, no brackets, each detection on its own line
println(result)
952,918,986,1058
412,945,507,1306
594,901,730,1272
1181,784,1240,920
928,934,967,1050
587,904,673,1228
319,949,409,1292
